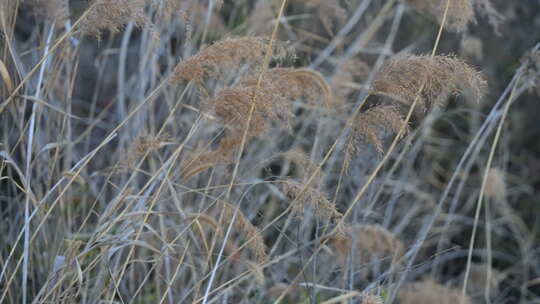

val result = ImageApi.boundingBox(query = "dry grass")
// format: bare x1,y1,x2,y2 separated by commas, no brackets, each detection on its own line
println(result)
1,0,539,303
372,54,487,111
81,0,150,38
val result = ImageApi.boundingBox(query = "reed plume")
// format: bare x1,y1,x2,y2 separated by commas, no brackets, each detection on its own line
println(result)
171,37,285,83
372,54,487,111
212,67,331,131
181,67,332,178
211,67,331,141
348,105,407,159
80,0,149,38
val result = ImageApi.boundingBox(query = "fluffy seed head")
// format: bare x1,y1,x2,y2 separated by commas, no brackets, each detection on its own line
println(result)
81,0,149,39
350,105,407,155
372,54,487,110
171,37,285,83
196,67,332,169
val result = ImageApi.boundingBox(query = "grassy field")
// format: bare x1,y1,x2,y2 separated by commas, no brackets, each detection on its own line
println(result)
1,0,540,303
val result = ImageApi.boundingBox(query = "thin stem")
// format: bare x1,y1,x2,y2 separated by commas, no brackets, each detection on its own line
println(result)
461,72,523,301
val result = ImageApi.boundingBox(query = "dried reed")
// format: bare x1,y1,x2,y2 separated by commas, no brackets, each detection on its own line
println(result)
171,37,284,83
372,54,487,111
80,0,149,38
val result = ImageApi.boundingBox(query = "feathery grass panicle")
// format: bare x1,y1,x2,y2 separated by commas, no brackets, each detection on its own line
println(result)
220,202,267,263
349,105,407,156
372,54,487,111
398,279,472,304
238,68,332,106
171,37,284,83
404,0,474,32
234,67,332,111
283,181,342,221
81,0,149,38
212,85,287,139
193,67,331,172
328,225,404,265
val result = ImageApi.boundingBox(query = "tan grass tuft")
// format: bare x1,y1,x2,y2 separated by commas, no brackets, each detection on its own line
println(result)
404,0,474,32
398,279,472,304
183,67,332,177
283,181,342,221
372,54,487,111
232,67,332,110
80,0,149,39
170,37,283,83
348,105,407,158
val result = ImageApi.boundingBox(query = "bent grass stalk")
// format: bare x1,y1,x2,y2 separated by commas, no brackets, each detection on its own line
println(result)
461,72,523,302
